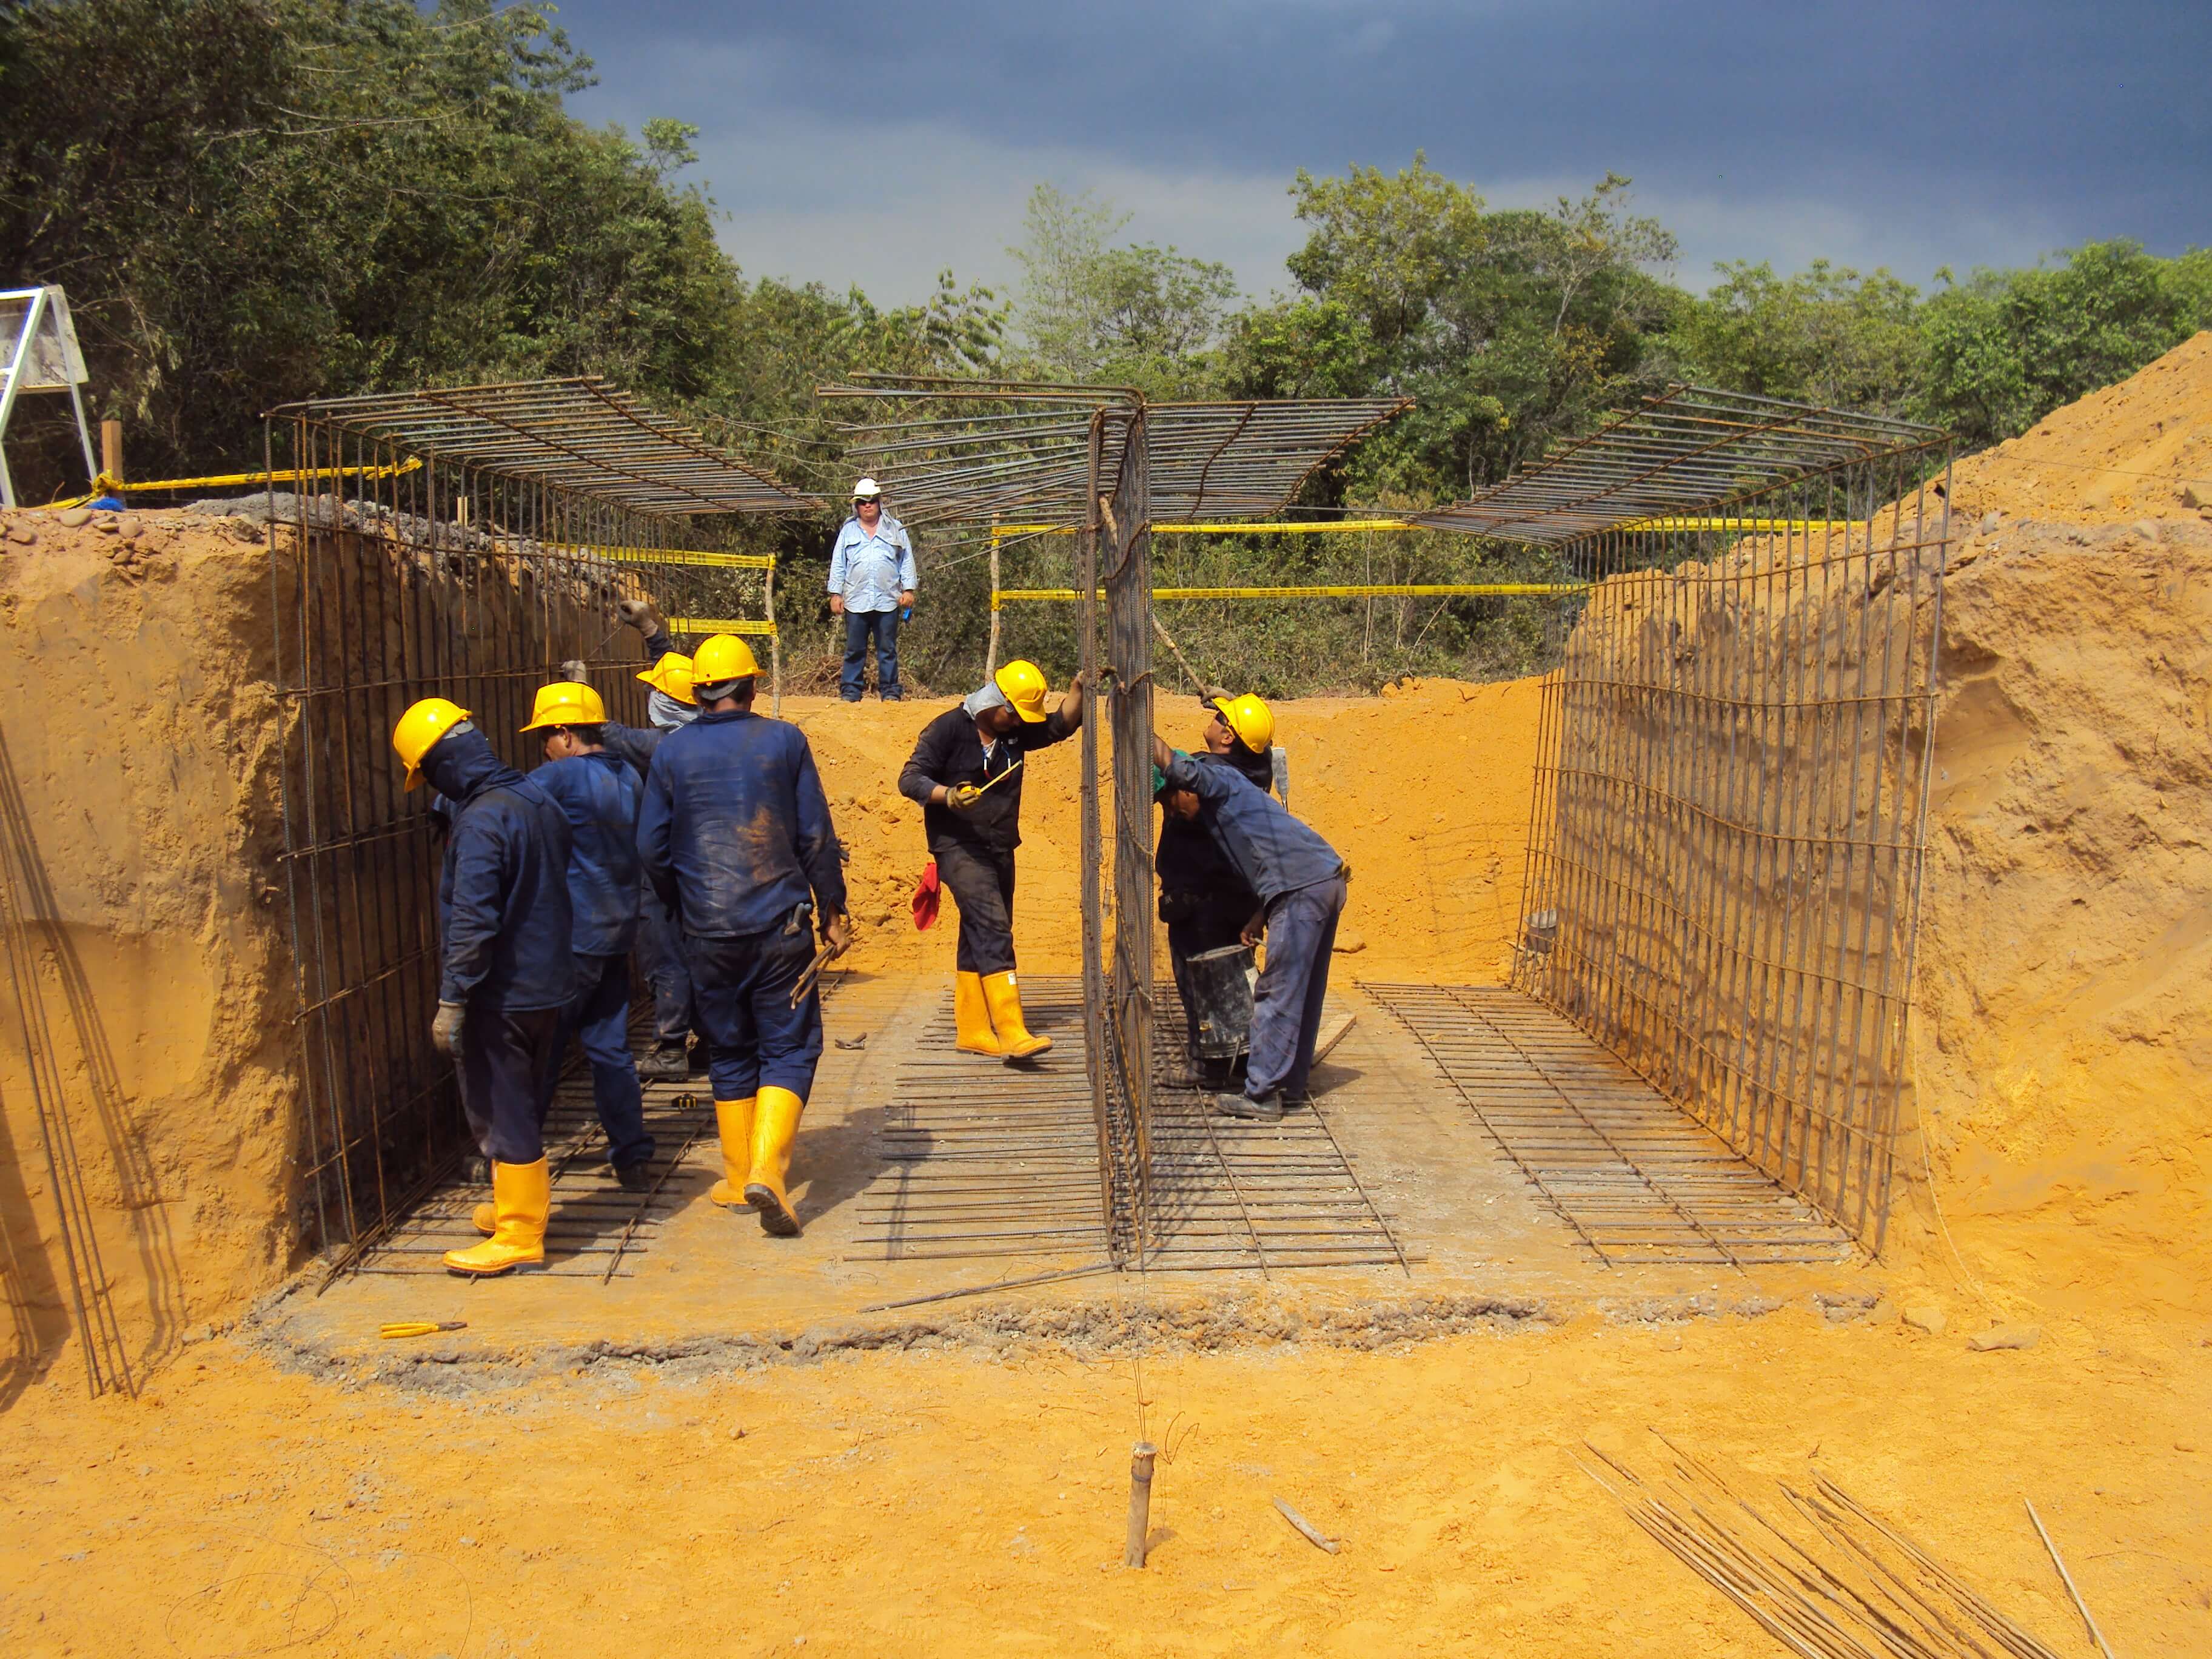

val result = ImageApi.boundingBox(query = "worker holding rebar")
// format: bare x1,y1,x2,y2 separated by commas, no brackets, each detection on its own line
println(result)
517,680,658,1188
391,697,576,1276
591,597,702,1082
1151,731,1348,1124
637,634,853,1237
827,477,917,702
898,660,1085,1062
1156,692,1278,1088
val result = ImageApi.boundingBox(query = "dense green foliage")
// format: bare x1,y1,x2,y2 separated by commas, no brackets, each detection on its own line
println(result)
4,0,2206,691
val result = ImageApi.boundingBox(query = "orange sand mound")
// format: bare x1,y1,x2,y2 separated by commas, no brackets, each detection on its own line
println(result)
1943,329,2212,526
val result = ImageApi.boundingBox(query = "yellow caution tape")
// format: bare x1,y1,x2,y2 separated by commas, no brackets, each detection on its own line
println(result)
668,617,778,636
990,518,1415,541
560,545,777,571
1620,517,1852,533
43,457,424,511
991,581,1587,609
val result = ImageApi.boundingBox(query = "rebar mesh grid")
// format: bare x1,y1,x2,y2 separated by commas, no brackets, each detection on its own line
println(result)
264,389,811,1275
1448,390,1952,1248
817,376,1409,528
1364,983,1846,1266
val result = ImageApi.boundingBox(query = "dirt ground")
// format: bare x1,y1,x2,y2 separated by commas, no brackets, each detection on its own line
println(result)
5,337,2212,1654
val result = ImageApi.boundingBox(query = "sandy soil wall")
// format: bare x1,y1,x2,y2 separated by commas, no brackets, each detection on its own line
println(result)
0,508,295,1393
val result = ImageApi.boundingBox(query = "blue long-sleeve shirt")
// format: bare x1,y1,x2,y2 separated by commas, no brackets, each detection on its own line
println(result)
421,728,575,1011
637,709,848,937
532,750,643,956
826,512,919,612
604,625,686,780
1164,749,1344,906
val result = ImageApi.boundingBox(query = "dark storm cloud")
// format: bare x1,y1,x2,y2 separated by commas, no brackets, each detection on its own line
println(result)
557,1,2211,304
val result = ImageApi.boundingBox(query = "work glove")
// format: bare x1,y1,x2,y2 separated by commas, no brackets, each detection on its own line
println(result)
945,783,983,812
431,1000,466,1057
617,598,662,633
559,658,589,683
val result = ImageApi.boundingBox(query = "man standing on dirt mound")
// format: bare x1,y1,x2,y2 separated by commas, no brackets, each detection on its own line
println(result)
898,659,1085,1063
1151,731,1348,1125
517,680,657,1189
637,634,853,1238
827,476,917,703
390,697,575,1276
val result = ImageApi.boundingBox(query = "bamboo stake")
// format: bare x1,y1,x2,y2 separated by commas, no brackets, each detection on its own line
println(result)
1124,1442,1157,1567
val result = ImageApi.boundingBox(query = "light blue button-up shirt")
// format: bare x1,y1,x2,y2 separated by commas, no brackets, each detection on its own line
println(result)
826,512,919,613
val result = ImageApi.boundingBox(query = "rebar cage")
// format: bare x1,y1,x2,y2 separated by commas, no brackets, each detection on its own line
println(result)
1443,390,1954,1248
264,381,813,1270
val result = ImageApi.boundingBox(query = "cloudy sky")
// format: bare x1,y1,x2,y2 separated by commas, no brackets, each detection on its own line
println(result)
558,0,2209,309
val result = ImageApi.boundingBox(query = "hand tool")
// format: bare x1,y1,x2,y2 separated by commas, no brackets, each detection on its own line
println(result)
788,939,840,1008
380,1320,468,1339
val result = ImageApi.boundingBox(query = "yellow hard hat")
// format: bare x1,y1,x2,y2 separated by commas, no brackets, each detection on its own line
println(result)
994,658,1050,723
637,652,696,706
392,697,471,792
520,680,607,732
692,633,761,686
1211,692,1275,754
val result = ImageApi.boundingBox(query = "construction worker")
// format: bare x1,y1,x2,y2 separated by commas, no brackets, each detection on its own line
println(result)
518,680,657,1187
827,477,917,702
392,697,575,1275
637,634,853,1237
1157,692,1276,1086
897,660,1085,1062
594,597,701,1082
1151,731,1348,1124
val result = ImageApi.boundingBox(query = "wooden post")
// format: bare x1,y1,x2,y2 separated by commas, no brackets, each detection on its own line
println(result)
1124,1441,1158,1567
99,418,122,486
986,518,1002,674
766,557,782,717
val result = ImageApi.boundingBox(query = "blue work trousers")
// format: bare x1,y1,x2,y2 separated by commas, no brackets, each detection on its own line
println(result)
840,606,902,700
457,1005,565,1165
559,952,655,1170
687,925,825,1103
1242,874,1348,1104
634,876,694,1047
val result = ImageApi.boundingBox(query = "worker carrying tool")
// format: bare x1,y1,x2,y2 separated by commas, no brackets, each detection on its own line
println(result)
637,634,853,1237
897,659,1085,1062
595,597,702,1083
827,476,918,702
392,697,575,1276
1151,731,1348,1124
518,680,657,1188
1157,692,1278,1088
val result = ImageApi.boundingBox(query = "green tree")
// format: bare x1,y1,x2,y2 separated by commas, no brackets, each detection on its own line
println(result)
1915,240,2212,444
1667,260,1922,415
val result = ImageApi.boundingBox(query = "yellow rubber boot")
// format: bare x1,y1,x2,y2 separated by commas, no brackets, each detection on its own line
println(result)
953,971,1004,1056
471,1199,495,1236
443,1158,550,1276
709,1096,757,1208
980,971,1051,1062
744,1086,805,1238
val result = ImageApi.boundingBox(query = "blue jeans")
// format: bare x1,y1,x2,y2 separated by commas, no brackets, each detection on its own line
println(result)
561,952,656,1170
1242,874,1347,1103
457,1005,564,1165
686,927,825,1104
634,876,693,1047
840,606,901,700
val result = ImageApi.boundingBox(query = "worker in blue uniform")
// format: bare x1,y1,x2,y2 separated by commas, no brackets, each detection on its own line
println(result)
392,697,575,1276
518,680,658,1187
1152,732,1349,1124
637,634,853,1237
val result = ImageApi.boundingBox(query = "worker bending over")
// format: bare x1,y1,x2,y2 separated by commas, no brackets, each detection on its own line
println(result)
392,697,575,1275
1157,692,1276,1087
518,680,657,1187
898,660,1084,1062
574,597,704,1082
1151,732,1348,1124
637,634,852,1237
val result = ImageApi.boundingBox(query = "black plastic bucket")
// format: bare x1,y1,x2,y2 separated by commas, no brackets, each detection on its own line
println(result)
1186,943,1257,1059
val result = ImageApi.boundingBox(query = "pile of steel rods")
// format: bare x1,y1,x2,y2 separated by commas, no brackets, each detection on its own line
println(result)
1581,1435,2072,1659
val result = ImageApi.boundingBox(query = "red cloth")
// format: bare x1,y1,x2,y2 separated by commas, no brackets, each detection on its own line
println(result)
911,859,941,930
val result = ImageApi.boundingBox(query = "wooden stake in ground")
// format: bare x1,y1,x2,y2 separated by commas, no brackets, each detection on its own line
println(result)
1124,1442,1157,1567
99,418,122,486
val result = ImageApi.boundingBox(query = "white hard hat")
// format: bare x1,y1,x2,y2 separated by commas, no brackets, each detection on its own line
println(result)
852,477,882,500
